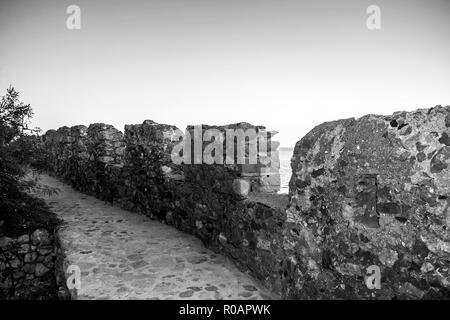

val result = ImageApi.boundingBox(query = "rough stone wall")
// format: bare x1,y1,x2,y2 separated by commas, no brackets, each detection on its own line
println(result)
182,123,280,194
42,123,125,200
116,120,180,219
170,191,289,294
39,120,286,296
286,106,450,299
0,229,57,299
166,123,286,292
37,105,450,299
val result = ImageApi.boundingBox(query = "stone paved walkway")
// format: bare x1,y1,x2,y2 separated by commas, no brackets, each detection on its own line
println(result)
37,174,276,300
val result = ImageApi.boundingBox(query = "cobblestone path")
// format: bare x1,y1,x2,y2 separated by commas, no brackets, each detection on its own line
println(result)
37,174,276,300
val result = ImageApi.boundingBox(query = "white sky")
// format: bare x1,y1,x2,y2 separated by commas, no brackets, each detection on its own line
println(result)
1,0,449,147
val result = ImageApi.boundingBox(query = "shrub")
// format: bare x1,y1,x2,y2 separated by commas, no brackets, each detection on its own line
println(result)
0,86,60,238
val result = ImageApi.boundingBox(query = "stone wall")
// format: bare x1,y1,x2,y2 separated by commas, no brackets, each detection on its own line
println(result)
0,229,58,299
36,105,450,299
286,106,450,299
38,120,288,296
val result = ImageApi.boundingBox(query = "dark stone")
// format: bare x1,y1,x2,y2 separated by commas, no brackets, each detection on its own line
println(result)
359,234,370,243
378,202,402,215
337,185,347,195
322,249,335,270
416,152,426,163
416,142,427,152
205,285,218,291
296,179,310,189
243,285,257,291
400,126,412,136
338,159,348,167
354,214,380,228
354,175,379,228
187,256,208,264
438,132,450,146
187,286,202,291
412,240,429,258
430,147,450,173
239,291,253,298
311,167,325,178
395,216,408,223
131,260,149,269
179,290,194,298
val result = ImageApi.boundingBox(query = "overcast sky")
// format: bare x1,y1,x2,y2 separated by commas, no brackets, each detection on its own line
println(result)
1,0,449,147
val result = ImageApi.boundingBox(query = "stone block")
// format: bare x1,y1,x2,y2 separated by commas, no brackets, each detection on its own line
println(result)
232,179,250,197
31,229,51,245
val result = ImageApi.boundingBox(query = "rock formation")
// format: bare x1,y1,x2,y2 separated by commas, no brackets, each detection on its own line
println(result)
287,105,449,298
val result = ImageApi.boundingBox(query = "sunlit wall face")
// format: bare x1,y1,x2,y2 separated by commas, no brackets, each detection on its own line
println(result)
1,0,449,147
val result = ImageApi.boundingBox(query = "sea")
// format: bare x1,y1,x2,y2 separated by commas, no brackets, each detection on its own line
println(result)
278,147,294,194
